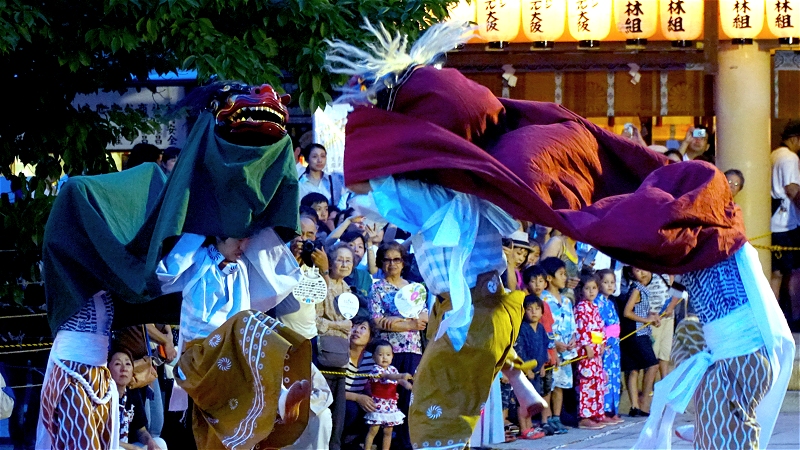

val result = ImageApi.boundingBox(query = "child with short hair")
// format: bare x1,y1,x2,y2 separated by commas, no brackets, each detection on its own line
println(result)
522,265,557,433
513,294,550,440
595,269,624,424
538,257,576,434
574,274,606,430
364,340,413,450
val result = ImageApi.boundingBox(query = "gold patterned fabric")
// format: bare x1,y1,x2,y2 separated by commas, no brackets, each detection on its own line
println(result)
409,272,524,449
671,316,706,367
177,310,311,449
39,361,113,450
693,347,772,449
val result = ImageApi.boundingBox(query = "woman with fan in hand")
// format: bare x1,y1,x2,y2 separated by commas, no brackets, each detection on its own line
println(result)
368,242,428,450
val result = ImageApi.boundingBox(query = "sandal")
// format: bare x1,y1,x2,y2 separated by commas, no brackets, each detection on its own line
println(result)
578,418,606,430
521,427,546,440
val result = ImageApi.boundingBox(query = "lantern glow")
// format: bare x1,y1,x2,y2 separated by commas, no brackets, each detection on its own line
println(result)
719,0,765,43
614,0,658,44
659,0,703,46
767,0,799,43
569,0,613,46
447,0,477,25
522,0,567,47
477,0,522,43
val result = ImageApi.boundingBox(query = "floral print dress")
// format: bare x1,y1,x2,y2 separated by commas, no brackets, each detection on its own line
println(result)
364,365,406,427
368,279,427,355
542,289,578,389
575,299,606,420
594,294,622,415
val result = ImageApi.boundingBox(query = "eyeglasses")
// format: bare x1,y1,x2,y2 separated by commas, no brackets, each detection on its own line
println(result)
383,258,404,265
334,259,353,266
728,180,740,187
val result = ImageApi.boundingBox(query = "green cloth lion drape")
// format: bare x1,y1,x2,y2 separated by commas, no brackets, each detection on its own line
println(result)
43,113,299,332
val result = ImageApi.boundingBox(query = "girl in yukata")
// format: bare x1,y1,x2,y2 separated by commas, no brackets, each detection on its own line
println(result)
574,274,606,430
539,257,576,434
594,269,623,424
364,340,413,450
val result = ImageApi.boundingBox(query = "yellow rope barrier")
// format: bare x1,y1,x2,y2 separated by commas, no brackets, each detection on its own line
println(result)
319,369,382,378
0,313,47,320
544,311,669,372
0,348,51,355
748,232,772,242
8,383,43,389
0,342,53,349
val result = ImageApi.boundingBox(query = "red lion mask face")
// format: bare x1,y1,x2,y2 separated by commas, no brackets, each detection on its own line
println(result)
212,83,291,146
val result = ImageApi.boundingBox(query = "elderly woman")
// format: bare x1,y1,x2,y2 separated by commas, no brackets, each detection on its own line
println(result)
316,243,356,450
368,242,428,450
108,350,167,450
343,316,377,449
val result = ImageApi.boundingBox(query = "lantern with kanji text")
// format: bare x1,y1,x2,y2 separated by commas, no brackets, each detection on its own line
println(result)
569,0,613,48
478,0,522,47
614,0,658,46
719,0,765,44
522,0,566,48
767,0,799,44
660,0,703,47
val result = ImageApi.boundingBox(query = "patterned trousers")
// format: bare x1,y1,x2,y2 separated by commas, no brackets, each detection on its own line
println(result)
39,361,113,450
693,347,772,450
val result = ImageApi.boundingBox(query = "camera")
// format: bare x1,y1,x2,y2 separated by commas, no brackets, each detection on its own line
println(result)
300,239,323,267
692,128,706,138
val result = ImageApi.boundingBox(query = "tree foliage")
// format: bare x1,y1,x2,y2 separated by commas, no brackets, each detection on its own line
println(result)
0,0,455,308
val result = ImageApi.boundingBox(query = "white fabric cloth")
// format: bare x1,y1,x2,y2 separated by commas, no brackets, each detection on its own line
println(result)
369,176,518,351
290,365,333,450
771,147,800,232
36,330,121,450
157,228,301,344
634,243,795,449
158,228,301,412
298,171,348,209
469,373,504,448
274,294,319,340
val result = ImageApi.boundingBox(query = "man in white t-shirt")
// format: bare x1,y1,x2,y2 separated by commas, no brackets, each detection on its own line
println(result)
770,120,800,321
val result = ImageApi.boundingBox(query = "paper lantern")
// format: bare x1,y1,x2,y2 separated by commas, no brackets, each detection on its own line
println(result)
660,0,704,46
477,0,522,43
614,0,658,44
767,0,800,44
719,0,765,43
522,0,566,47
447,0,477,25
569,0,612,47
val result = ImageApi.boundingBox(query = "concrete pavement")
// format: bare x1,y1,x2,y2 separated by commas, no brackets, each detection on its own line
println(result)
492,391,800,450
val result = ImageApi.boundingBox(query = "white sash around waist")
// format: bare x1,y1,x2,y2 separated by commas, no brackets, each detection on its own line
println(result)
634,242,796,450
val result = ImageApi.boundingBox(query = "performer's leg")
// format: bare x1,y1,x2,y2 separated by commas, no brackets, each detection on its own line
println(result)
693,348,772,449
409,272,525,449
49,363,113,450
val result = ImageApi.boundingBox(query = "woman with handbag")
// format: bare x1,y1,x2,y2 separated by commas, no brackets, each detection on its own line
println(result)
315,243,356,450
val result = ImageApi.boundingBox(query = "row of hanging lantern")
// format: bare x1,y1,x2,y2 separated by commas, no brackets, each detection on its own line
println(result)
448,0,800,48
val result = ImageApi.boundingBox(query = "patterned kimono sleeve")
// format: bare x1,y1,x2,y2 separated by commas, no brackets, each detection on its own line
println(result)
575,301,593,348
